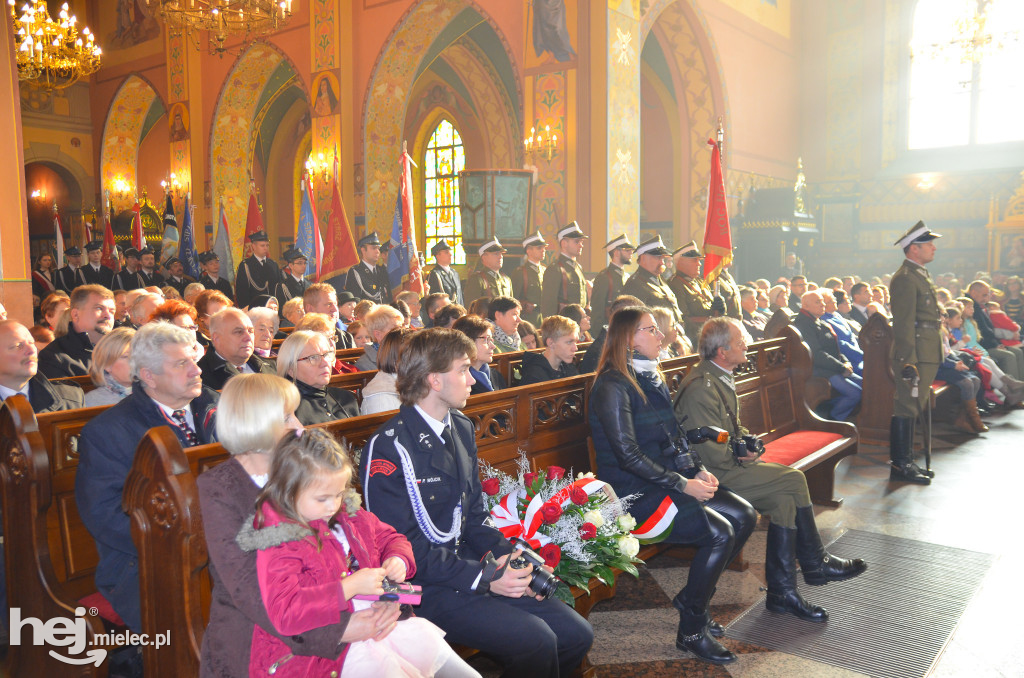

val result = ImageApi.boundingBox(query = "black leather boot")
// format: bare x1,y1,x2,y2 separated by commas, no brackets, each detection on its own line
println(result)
794,506,867,586
764,523,829,622
889,416,930,485
675,588,724,638
674,602,737,664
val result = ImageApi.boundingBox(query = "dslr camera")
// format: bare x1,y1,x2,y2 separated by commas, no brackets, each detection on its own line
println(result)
479,537,562,599
731,434,764,463
664,424,729,478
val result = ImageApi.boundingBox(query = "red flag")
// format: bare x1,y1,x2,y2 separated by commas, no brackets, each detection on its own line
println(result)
53,203,65,264
320,161,359,281
244,182,264,241
387,148,425,295
131,201,145,250
102,213,120,273
701,137,732,282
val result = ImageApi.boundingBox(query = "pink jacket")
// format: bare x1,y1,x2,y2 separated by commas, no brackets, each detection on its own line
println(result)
236,493,415,677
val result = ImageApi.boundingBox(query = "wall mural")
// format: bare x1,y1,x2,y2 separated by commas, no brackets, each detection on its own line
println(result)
608,2,640,247
100,76,160,211
442,41,515,169
529,70,568,238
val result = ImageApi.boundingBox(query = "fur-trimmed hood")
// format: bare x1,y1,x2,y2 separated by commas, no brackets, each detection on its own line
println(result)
235,489,362,552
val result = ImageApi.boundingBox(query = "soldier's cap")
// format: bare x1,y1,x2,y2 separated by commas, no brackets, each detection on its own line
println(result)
380,240,393,254
523,231,547,248
85,240,103,252
673,240,702,258
357,232,381,248
635,235,670,257
198,250,219,264
138,247,155,257
65,246,82,256
894,220,942,249
431,239,452,257
123,247,140,260
557,221,587,240
164,257,181,268
282,247,307,263
336,290,359,306
604,233,635,253
248,230,270,243
478,237,507,255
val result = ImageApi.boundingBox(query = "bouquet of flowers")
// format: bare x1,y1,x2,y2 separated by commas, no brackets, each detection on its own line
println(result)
480,453,644,606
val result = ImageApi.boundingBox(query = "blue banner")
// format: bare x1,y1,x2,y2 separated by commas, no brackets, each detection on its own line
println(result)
296,178,317,278
180,196,200,279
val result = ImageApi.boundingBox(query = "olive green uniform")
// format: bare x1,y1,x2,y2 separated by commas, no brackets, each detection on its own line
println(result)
512,261,544,326
590,263,628,324
464,266,513,302
622,269,683,325
889,258,942,418
669,273,715,345
541,254,587,317
718,270,742,320
674,360,811,528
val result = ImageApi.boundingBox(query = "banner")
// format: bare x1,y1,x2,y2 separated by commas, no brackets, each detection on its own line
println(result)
296,177,323,280
321,157,359,282
244,182,264,242
213,201,235,283
53,203,65,264
101,212,120,273
131,201,145,251
179,195,200,279
387,147,425,296
701,135,732,283
160,194,180,263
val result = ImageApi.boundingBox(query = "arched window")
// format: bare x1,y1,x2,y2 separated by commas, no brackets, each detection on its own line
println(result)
909,0,1024,149
424,119,466,265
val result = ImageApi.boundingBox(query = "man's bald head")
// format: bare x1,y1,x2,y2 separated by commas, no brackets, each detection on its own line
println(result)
0,319,39,390
800,290,825,318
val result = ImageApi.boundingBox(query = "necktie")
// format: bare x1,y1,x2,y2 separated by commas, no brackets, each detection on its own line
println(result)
171,409,199,446
441,425,457,457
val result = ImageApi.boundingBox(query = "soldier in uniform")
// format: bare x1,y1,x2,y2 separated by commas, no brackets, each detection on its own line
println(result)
622,235,683,324
163,257,196,297
113,248,144,291
425,239,463,305
275,246,310,313
541,221,588,318
235,230,282,309
590,233,634,325
55,246,86,294
669,241,715,347
345,232,391,304
464,238,513,302
512,231,547,326
198,251,234,300
675,317,866,623
717,267,742,319
137,247,166,289
80,241,115,289
888,222,942,485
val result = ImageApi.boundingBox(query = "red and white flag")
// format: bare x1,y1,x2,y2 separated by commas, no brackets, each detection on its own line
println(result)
244,182,264,241
701,134,732,283
131,201,145,250
53,203,65,264
101,212,120,273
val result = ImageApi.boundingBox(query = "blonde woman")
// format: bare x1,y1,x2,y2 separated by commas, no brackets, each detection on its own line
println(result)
84,327,136,407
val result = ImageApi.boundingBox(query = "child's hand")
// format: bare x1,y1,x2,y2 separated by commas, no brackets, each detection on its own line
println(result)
341,567,386,599
382,557,407,583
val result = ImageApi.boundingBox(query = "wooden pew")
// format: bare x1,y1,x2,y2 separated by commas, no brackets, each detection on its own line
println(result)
51,374,97,394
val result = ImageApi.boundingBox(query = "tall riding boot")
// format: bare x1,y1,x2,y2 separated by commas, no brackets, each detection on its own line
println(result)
889,416,930,485
793,506,867,586
907,415,936,479
965,399,989,433
764,523,829,622
674,601,737,664
672,523,736,662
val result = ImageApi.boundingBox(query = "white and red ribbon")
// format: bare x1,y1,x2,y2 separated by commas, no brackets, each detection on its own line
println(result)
490,491,549,549
631,496,678,544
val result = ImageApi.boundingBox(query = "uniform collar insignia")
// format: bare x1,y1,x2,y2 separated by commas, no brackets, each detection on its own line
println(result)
385,428,394,437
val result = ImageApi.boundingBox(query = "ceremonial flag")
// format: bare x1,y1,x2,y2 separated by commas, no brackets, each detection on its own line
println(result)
296,176,323,280
160,194,180,263
244,182,264,241
84,213,95,245
387,145,425,296
701,131,732,283
180,195,201,279
101,212,120,273
321,156,359,283
131,200,145,250
213,201,235,283
53,203,65,264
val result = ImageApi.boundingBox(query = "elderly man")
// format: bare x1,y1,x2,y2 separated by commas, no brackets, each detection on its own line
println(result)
76,322,218,633
821,289,863,376
354,304,404,371
0,319,84,412
302,283,356,349
668,240,714,347
739,287,768,341
197,307,275,390
541,221,588,318
675,317,866,623
37,284,115,378
590,233,635,324
465,238,514,302
235,231,282,310
793,291,862,421
128,292,162,329
345,232,391,304
623,235,683,325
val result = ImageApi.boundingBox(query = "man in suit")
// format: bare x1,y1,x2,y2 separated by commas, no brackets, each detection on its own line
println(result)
360,329,593,676
541,221,588,318
163,257,196,297
512,231,547,327
590,233,634,325
623,235,683,325
464,238,513,302
787,276,806,314
425,239,463,306
793,290,862,421
739,287,768,341
137,247,166,289
275,246,310,313
235,231,281,309
197,250,234,300
197,307,275,390
81,241,115,289
37,284,116,378
345,232,391,304
55,246,86,294
668,240,714,346
0,320,84,412
76,322,219,632
113,248,144,291
846,282,871,327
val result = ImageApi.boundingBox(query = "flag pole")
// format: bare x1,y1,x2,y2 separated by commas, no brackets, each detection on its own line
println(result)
714,117,723,297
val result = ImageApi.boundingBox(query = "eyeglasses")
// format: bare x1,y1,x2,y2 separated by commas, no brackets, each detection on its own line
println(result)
297,351,335,366
635,325,663,336
475,335,496,346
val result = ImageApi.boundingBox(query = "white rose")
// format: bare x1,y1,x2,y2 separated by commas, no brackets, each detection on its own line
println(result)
576,471,596,480
617,535,640,558
583,510,604,528
616,514,637,532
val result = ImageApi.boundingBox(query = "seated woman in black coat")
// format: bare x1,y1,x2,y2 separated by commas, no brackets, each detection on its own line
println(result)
452,314,507,394
518,315,581,386
588,307,756,664
276,330,359,425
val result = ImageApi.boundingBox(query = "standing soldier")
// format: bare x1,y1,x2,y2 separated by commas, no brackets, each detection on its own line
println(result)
198,251,235,300
590,233,634,324
512,231,547,326
81,241,115,289
235,230,282,309
888,221,942,485
669,241,715,347
275,247,311,312
163,257,196,297
55,246,86,294
113,248,144,291
345,232,391,304
137,247,166,288
464,238,513,302
425,239,463,305
623,235,683,324
541,221,588,317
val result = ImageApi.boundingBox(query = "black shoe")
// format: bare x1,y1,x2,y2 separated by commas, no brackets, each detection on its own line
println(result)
675,608,737,664
765,522,829,623
801,553,867,586
793,506,868,586
765,589,829,622
911,462,935,479
890,462,931,485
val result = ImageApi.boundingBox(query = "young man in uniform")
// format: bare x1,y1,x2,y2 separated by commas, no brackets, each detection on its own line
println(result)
512,231,547,327
541,221,587,318
345,232,391,304
55,246,86,294
275,246,310,313
137,247,166,288
590,233,634,324
198,251,234,300
113,248,144,291
81,240,115,289
234,230,281,309
426,239,464,306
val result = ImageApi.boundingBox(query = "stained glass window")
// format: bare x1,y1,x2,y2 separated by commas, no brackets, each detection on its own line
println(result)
424,119,466,265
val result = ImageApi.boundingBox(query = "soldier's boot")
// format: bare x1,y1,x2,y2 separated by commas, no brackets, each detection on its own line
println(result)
673,592,737,664
794,506,867,586
889,416,930,485
764,523,829,622
965,400,989,433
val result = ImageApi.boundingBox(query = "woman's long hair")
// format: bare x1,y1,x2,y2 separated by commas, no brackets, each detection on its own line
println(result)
595,306,648,400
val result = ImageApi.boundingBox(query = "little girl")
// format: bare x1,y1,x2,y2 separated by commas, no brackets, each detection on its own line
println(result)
237,428,479,677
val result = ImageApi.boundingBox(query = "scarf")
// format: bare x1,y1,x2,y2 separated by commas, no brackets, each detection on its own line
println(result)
103,373,132,399
492,323,521,352
631,351,662,386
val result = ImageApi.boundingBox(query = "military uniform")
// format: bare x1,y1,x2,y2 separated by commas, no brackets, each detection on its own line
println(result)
591,263,628,324
623,270,682,323
464,267,513,301
199,272,234,299
512,261,545,325
718,270,742,320
540,254,585,317
345,261,390,304
670,273,714,345
55,248,86,294
426,266,463,305
165,274,196,297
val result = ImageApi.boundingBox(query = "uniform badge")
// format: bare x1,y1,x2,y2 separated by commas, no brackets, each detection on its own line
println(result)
368,459,397,477
385,428,394,437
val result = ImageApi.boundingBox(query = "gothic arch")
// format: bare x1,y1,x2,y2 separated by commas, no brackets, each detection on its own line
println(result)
100,74,164,207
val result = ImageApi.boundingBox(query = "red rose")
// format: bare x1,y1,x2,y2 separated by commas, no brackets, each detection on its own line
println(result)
540,501,563,524
546,465,566,481
579,522,597,540
569,486,589,505
482,477,501,496
539,543,562,568
523,472,538,488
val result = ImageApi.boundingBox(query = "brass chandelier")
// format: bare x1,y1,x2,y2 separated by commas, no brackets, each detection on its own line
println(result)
145,0,294,55
9,0,102,90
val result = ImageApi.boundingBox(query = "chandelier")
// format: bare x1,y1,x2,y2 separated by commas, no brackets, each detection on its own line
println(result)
914,0,1021,65
8,0,102,90
145,0,294,55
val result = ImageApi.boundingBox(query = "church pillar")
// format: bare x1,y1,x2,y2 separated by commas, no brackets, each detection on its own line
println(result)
308,0,351,221
604,1,640,264
166,30,207,245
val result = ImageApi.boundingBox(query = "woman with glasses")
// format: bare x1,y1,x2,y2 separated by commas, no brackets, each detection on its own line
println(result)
150,298,205,357
360,327,414,415
588,307,756,665
452,314,507,394
276,330,359,425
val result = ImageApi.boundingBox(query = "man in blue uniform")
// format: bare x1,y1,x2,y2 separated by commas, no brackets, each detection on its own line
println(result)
345,232,391,304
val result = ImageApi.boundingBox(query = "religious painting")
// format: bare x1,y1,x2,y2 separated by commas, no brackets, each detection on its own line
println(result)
168,103,190,142
311,72,339,117
529,0,577,66
997,232,1024,273
108,0,160,50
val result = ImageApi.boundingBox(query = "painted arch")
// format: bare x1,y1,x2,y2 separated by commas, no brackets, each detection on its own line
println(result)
100,75,164,206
